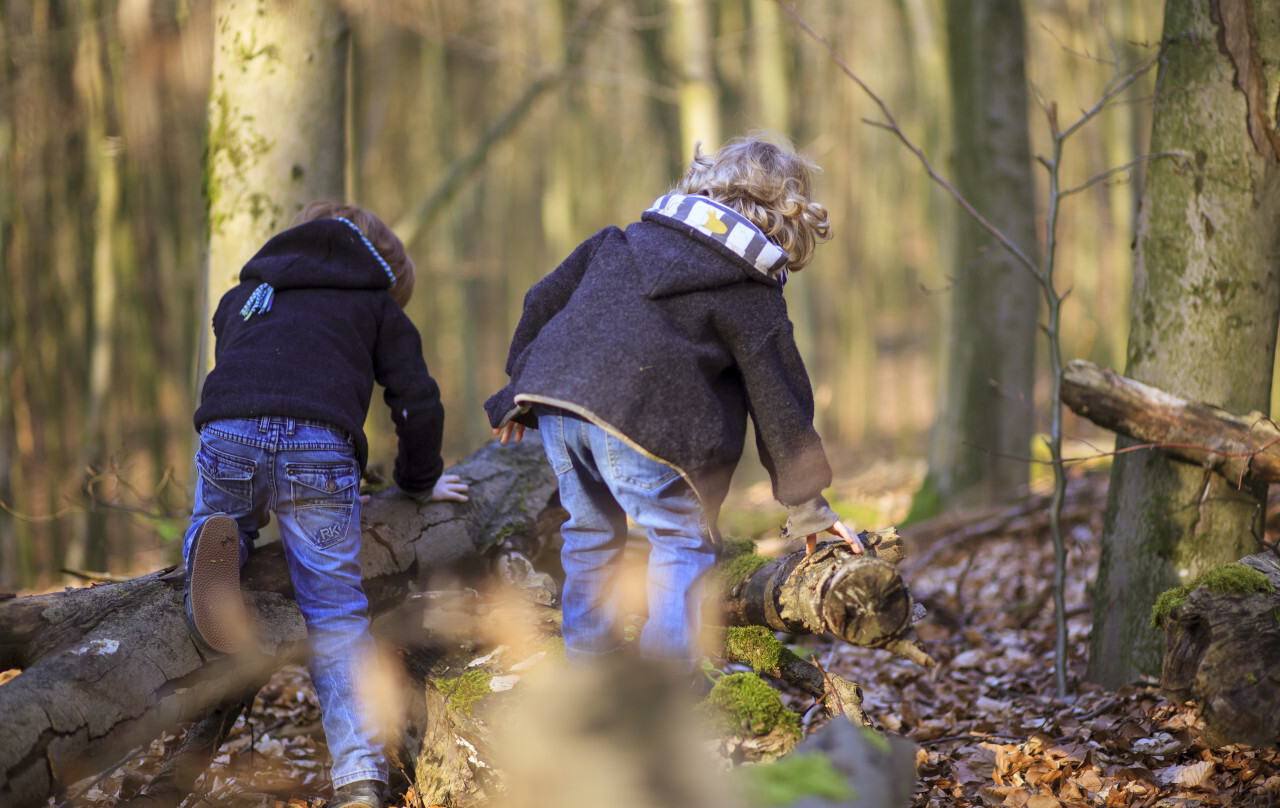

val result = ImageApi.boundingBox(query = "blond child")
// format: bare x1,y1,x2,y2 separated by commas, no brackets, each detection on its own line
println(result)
485,135,862,672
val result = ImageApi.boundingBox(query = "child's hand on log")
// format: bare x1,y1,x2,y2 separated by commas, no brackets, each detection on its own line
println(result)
494,422,525,444
430,474,470,502
804,519,865,556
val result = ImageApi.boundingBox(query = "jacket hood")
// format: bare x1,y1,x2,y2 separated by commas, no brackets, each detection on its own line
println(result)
632,194,788,299
239,218,395,292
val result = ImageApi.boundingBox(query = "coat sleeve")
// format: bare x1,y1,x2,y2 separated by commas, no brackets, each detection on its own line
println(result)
734,316,839,538
374,304,445,494
483,228,615,429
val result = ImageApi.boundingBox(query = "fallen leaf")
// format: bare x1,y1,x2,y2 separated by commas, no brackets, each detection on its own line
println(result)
1072,768,1103,793
1175,760,1214,788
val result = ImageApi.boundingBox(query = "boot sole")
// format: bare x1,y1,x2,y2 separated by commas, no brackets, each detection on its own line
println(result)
186,514,246,654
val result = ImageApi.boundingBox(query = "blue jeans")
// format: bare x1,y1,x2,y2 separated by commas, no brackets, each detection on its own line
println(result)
535,407,717,669
184,417,385,788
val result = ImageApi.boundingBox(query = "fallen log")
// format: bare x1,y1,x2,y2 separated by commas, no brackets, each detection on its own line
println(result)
1060,358,1280,486
0,439,560,808
720,530,935,669
1154,552,1280,748
0,439,931,808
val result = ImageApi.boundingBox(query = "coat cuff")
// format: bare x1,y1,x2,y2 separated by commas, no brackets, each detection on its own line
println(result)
780,495,839,540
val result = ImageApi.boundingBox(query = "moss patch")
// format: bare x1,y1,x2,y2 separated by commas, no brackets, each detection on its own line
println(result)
697,672,801,739
721,535,760,560
710,537,773,599
723,626,802,674
1151,562,1274,627
434,669,491,717
737,752,857,807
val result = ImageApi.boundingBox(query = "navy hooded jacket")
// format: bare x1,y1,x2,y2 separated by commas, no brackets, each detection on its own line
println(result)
484,194,837,538
195,218,445,494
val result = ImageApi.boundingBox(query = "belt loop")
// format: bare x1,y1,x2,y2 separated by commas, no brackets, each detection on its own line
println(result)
286,418,296,436
258,416,270,433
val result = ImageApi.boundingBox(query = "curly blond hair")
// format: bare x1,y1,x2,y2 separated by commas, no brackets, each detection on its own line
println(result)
292,200,416,308
672,134,831,272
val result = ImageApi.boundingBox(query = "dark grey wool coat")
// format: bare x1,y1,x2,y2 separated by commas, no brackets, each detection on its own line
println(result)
196,218,446,494
484,196,838,539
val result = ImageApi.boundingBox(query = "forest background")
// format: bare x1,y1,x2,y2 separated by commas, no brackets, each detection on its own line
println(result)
1,0,1190,591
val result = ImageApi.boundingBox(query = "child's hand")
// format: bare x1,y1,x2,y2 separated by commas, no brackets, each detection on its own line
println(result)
804,519,864,556
431,474,470,502
494,422,525,444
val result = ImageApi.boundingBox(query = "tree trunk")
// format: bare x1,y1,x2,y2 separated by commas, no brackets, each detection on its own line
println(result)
200,0,349,384
0,440,558,808
1156,552,1280,749
1089,0,1280,688
70,0,119,577
672,0,720,154
925,0,1039,509
1061,359,1280,488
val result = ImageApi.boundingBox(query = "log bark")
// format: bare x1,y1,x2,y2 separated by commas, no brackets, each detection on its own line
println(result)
1156,552,1280,748
721,529,935,669
0,440,559,808
1061,358,1280,487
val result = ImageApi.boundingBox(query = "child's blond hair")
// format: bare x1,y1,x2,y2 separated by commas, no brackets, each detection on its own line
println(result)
293,200,416,308
672,134,831,272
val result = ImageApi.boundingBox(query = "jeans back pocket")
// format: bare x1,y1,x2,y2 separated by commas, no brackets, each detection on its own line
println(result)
195,444,256,514
534,409,575,476
605,434,681,491
286,461,358,549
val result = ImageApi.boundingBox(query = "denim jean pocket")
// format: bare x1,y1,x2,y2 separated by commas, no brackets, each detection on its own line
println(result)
286,461,358,549
535,410,574,476
194,444,256,514
604,434,680,491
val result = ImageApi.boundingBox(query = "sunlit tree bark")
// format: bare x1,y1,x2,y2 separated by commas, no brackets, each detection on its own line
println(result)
201,0,349,384
1089,0,1280,687
672,0,719,153
924,0,1039,509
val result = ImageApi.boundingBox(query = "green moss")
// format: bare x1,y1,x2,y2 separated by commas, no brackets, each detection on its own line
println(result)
721,535,760,560
720,551,773,585
710,538,774,600
696,673,801,739
1151,563,1274,627
724,626,802,674
1246,672,1258,685
737,753,857,807
434,669,491,717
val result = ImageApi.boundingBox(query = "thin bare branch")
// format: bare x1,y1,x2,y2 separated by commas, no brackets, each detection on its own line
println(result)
1060,151,1192,197
774,2,1042,280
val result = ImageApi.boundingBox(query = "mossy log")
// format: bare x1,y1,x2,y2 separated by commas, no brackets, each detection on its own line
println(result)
1156,552,1280,748
0,440,560,808
1061,358,1280,486
720,530,934,669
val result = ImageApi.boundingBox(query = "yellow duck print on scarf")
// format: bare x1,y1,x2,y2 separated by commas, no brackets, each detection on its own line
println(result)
703,209,729,235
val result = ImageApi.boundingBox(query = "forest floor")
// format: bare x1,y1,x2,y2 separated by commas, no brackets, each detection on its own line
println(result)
46,458,1280,808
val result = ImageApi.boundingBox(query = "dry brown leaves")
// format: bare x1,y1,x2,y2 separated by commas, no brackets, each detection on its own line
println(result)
786,469,1280,808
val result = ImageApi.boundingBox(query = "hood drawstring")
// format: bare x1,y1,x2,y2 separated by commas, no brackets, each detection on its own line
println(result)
334,217,397,288
239,218,395,322
240,282,275,320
